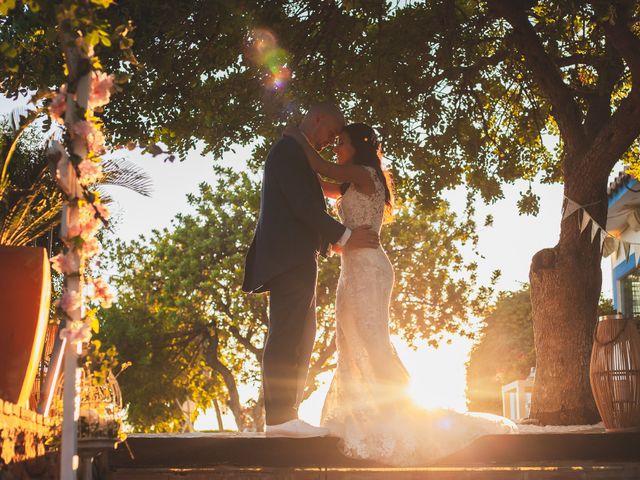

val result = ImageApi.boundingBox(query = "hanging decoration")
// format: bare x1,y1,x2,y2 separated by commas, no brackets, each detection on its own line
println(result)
563,196,640,266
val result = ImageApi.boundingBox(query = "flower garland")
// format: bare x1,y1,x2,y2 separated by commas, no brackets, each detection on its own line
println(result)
47,36,114,345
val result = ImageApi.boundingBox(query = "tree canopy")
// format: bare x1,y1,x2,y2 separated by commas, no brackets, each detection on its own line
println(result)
1,0,570,207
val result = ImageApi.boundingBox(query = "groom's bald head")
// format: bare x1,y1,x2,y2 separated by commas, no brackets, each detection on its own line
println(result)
300,101,345,150
306,101,344,123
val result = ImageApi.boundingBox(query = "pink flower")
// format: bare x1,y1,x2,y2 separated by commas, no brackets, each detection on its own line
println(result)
89,71,114,109
78,159,103,185
57,290,82,315
77,203,102,237
90,277,113,308
67,221,82,239
82,236,101,257
71,120,105,154
75,36,95,58
50,252,80,274
81,216,101,239
60,321,91,344
94,202,110,221
49,84,67,124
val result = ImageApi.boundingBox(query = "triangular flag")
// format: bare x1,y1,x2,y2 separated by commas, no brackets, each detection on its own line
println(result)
603,235,615,257
634,245,640,266
590,221,600,242
600,230,607,252
563,197,582,221
580,209,592,233
611,238,620,260
624,241,631,261
617,240,626,261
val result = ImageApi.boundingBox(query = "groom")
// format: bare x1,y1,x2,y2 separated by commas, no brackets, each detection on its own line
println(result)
242,102,378,437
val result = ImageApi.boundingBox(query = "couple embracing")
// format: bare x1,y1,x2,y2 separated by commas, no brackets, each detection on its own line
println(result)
242,102,517,466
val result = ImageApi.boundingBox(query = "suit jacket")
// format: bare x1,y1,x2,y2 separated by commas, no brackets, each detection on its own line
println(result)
242,136,346,293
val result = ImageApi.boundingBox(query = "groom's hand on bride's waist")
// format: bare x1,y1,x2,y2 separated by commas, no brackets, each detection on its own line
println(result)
343,225,379,250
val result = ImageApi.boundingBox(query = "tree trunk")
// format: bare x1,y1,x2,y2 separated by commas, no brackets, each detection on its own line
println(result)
251,388,265,432
213,398,224,431
528,175,608,425
203,350,247,431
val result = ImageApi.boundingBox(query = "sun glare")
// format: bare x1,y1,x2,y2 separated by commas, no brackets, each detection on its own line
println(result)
398,336,474,412
196,335,476,430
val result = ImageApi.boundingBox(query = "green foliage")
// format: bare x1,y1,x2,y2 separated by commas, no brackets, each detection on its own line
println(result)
2,2,640,211
467,288,617,414
0,0,567,210
98,167,494,431
92,0,563,209
466,286,534,415
0,0,135,97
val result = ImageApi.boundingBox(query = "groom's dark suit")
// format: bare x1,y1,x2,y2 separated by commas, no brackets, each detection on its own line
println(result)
243,136,346,426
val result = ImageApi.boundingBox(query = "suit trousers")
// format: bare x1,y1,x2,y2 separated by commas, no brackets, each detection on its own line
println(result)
262,257,317,426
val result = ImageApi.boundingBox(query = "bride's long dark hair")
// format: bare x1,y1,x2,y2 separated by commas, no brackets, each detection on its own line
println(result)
340,122,394,222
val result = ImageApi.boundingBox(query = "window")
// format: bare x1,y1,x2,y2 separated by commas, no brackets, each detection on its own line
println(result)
622,271,640,317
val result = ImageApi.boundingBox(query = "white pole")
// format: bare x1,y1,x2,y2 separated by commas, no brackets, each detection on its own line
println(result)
60,340,81,479
59,40,91,480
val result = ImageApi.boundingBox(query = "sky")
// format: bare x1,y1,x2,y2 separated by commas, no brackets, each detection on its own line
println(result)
1,94,615,430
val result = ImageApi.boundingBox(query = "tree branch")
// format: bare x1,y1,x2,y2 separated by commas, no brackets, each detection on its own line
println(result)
302,334,336,401
584,35,624,139
583,91,640,182
599,3,640,87
228,324,263,358
202,328,247,430
554,53,602,67
488,0,585,147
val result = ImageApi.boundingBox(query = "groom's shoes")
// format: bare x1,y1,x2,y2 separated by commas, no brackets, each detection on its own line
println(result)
265,419,330,438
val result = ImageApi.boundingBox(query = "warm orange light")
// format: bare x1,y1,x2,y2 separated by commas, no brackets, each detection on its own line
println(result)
401,336,473,412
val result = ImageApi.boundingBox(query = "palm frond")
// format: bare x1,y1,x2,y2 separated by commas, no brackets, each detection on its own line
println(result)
100,158,153,197
1,104,48,184
0,167,63,246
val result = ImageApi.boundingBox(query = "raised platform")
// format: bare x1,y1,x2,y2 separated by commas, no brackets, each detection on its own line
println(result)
105,432,640,479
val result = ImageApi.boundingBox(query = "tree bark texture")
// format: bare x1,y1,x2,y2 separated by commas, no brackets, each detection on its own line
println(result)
529,173,608,425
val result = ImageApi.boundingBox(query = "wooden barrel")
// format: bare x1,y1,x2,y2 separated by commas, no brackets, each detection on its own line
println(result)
590,314,640,431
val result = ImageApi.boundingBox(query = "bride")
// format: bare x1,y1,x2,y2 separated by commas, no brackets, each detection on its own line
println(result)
284,122,518,466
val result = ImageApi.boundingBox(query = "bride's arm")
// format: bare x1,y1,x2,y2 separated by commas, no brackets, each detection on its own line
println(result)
284,126,374,188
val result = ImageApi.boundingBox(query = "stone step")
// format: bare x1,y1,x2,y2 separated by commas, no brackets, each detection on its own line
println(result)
108,432,640,469
109,463,640,480
104,432,640,479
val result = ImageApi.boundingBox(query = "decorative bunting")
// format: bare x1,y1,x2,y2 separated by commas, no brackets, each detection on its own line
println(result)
612,238,621,261
562,197,582,221
618,240,626,261
590,221,600,243
580,210,592,233
600,230,608,253
564,195,640,262
634,245,640,267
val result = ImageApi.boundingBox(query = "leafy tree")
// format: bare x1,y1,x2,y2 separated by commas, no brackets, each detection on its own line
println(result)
467,289,617,417
98,167,493,431
467,287,535,416
6,0,639,424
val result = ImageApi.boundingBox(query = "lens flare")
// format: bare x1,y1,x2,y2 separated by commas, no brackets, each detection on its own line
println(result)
246,28,292,91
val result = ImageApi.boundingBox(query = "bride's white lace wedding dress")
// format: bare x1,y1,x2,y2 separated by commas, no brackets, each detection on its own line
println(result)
320,166,518,466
